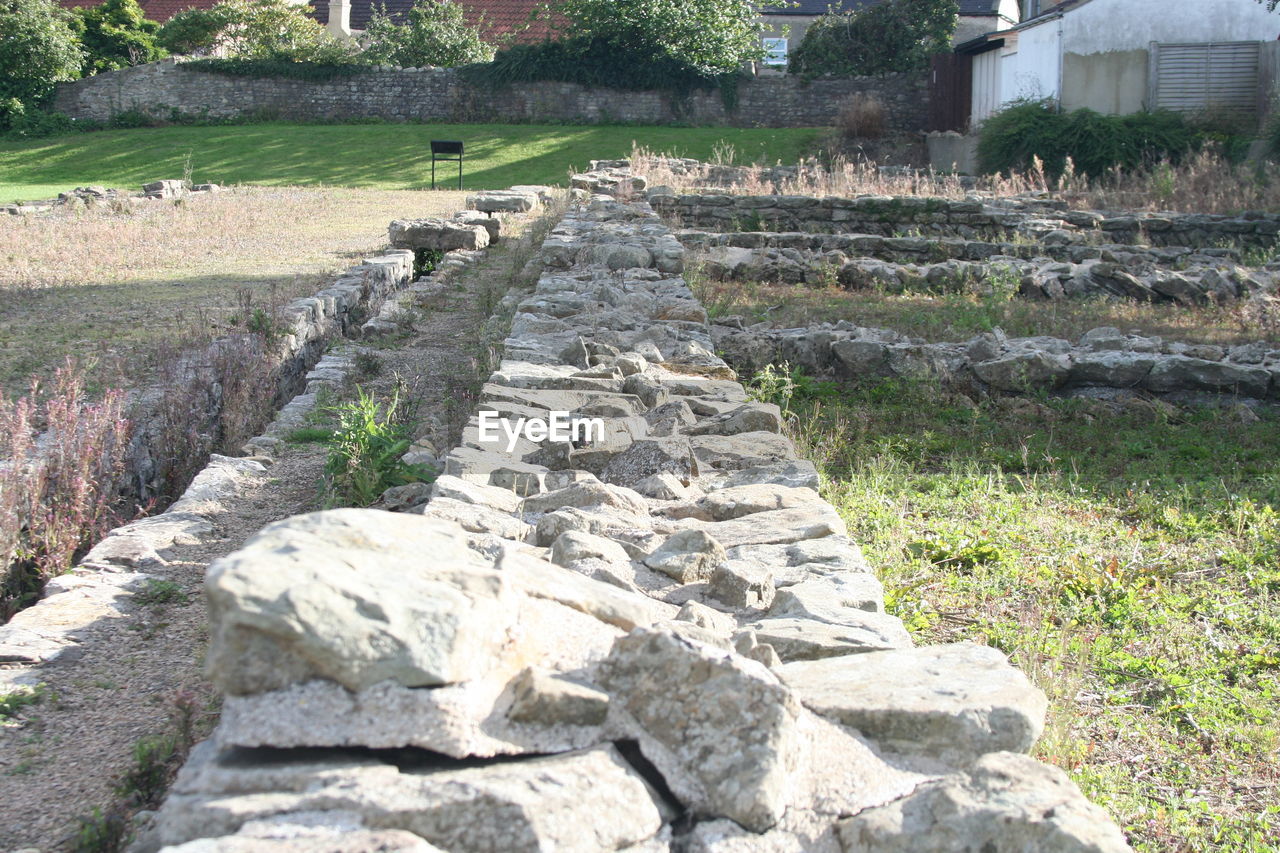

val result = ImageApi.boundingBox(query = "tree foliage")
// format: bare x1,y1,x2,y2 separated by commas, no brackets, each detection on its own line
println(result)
0,0,83,115
789,0,958,76
157,0,353,61
361,0,494,67
548,0,766,75
72,0,165,75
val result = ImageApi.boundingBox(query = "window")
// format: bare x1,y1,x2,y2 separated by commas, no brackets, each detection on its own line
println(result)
762,37,788,67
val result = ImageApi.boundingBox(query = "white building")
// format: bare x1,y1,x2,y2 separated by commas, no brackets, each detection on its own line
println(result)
957,0,1280,126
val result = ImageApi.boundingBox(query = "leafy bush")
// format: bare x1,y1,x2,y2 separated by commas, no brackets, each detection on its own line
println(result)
789,0,957,77
0,99,88,137
361,0,494,68
323,386,435,507
0,0,83,128
551,0,765,76
157,0,354,62
978,100,1206,180
71,0,165,75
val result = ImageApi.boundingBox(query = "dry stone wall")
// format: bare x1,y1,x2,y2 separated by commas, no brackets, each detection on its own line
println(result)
140,177,1131,851
652,191,1280,249
52,60,928,130
714,320,1280,404
680,228,1273,305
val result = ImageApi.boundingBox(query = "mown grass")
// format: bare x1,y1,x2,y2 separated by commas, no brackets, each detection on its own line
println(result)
748,368,1279,852
695,272,1280,348
0,186,464,395
0,123,822,203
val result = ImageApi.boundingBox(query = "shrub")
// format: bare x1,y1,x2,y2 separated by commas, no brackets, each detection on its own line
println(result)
978,100,1203,180
789,0,957,77
0,0,83,128
71,0,165,75
157,0,354,62
836,92,886,139
361,0,494,68
550,0,765,76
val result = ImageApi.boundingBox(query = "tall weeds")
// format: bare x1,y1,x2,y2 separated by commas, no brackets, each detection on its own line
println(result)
1,360,131,619
632,145,1279,215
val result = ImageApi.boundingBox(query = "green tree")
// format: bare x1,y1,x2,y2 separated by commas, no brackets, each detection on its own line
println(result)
789,0,958,76
549,0,766,75
157,0,352,61
0,0,83,118
72,0,165,75
361,0,494,67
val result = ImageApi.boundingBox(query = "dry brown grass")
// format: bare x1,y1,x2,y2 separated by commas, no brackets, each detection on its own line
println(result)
634,146,1280,216
0,186,465,394
836,93,887,140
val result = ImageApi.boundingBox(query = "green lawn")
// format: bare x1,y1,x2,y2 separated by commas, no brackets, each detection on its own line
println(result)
0,123,823,202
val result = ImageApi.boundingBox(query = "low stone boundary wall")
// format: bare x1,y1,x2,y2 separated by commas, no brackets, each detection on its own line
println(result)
140,176,1131,851
714,320,1280,403
681,228,1273,304
52,60,928,130
651,190,1280,248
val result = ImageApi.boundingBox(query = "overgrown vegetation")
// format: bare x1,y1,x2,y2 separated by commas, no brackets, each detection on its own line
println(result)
459,0,763,106
321,384,435,507
789,0,957,77
362,0,494,68
156,0,352,62
746,366,1279,851
978,100,1250,180
70,0,164,75
0,361,130,619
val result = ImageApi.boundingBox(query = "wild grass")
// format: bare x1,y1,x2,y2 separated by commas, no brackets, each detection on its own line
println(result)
0,186,464,396
749,369,1280,852
691,268,1280,348
0,123,823,204
634,146,1280,216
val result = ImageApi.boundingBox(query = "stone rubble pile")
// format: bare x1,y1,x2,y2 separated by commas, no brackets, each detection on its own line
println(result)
4,180,222,216
682,229,1272,305
713,320,1280,403
140,184,1132,851
651,188,1279,249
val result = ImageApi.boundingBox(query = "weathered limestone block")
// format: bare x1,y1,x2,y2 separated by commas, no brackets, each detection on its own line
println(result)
644,529,728,583
710,560,775,609
389,218,490,251
744,614,910,661
160,814,443,852
780,643,1047,763
601,437,700,486
973,350,1072,391
466,190,539,213
156,742,672,852
837,752,1133,852
601,627,802,831
205,510,516,695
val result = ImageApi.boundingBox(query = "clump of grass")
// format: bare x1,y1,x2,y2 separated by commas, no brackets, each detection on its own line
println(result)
836,93,887,140
748,367,1280,852
133,578,186,607
322,383,436,508
0,684,47,724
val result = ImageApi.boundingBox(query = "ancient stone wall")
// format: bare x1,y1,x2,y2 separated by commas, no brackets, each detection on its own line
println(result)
139,174,1131,851
52,60,929,130
651,191,1280,248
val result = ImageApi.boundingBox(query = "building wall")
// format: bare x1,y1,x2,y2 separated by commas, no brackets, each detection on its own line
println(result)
53,60,931,130
1059,0,1279,114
